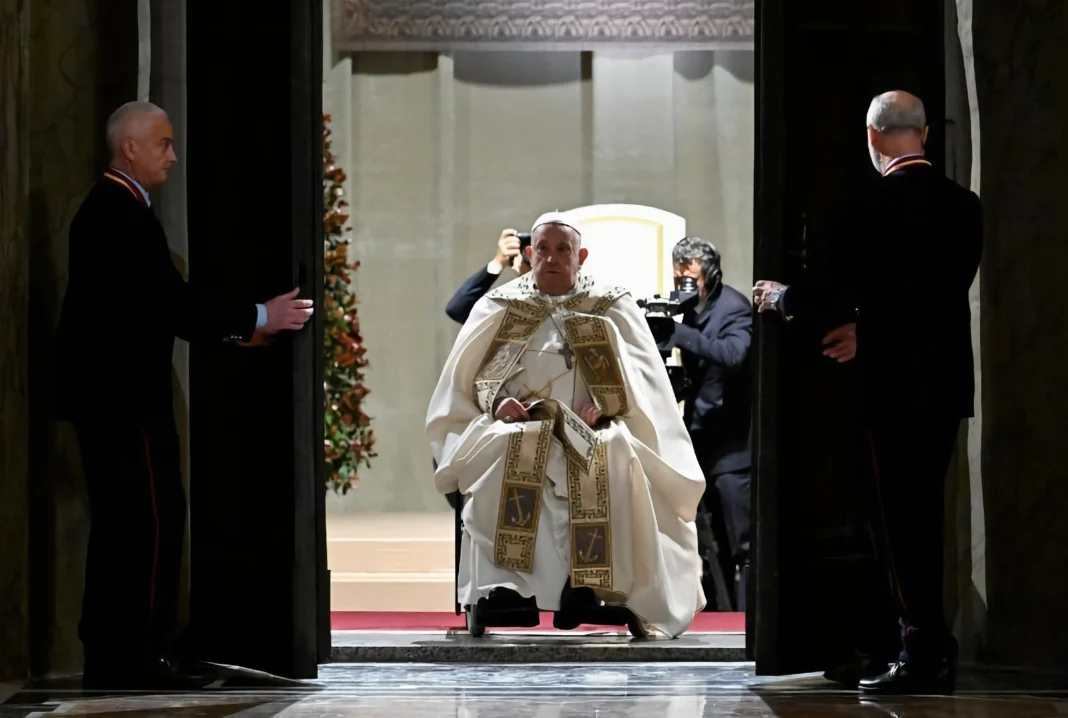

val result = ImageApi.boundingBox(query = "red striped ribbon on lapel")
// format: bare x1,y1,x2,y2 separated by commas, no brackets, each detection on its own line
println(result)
103,170,147,205
884,155,932,176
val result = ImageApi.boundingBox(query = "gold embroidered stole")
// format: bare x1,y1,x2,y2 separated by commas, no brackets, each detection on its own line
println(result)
472,277,630,592
562,313,630,419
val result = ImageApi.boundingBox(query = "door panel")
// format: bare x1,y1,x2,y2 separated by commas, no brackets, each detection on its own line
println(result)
751,0,944,675
186,1,325,679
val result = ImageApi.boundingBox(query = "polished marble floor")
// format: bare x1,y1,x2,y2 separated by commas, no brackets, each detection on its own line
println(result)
4,662,1068,716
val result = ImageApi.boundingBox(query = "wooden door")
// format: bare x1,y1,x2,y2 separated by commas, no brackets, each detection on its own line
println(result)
750,0,945,674
186,0,327,679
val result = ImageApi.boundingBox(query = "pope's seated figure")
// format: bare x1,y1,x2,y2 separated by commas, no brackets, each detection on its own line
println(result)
426,212,706,637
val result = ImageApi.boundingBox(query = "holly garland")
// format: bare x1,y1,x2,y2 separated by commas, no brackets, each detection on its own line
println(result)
323,114,376,494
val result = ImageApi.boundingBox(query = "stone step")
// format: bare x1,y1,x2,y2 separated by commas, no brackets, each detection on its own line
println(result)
330,631,747,663
327,536,455,574
330,571,456,613
326,511,456,574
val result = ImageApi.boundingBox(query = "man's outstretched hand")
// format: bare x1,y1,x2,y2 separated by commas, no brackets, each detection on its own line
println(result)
264,287,314,333
752,280,785,313
822,323,857,363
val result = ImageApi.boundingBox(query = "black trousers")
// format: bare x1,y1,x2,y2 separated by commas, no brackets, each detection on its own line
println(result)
711,470,750,564
695,461,751,611
866,416,960,668
76,416,186,667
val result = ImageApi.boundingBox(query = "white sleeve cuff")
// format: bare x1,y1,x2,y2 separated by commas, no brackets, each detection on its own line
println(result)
255,304,267,329
487,259,504,275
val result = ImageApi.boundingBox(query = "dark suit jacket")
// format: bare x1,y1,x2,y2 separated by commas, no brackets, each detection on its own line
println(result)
674,284,753,475
56,178,257,422
445,266,498,324
782,163,983,418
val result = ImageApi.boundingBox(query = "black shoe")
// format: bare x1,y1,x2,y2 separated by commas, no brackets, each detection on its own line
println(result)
475,588,539,629
158,656,216,685
485,587,536,611
823,653,888,689
554,580,599,630
83,657,215,691
858,660,956,695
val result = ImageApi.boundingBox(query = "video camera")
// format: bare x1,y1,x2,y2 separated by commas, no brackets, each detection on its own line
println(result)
636,276,699,398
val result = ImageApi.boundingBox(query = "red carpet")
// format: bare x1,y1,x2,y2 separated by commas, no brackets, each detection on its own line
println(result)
331,611,744,632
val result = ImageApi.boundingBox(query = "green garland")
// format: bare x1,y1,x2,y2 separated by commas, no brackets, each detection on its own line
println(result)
323,114,375,494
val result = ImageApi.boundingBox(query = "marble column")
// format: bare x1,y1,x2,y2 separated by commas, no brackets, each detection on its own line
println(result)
147,0,195,640
672,51,755,289
591,54,677,208
0,0,30,682
971,0,1068,669
943,0,988,662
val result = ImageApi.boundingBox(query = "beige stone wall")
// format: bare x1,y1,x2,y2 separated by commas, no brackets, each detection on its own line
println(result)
323,49,755,514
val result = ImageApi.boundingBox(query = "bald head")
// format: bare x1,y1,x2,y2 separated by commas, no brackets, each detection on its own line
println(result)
865,91,928,174
106,102,166,156
106,101,176,189
866,91,926,133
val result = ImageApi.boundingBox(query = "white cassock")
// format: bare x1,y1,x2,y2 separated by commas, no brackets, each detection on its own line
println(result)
426,272,706,637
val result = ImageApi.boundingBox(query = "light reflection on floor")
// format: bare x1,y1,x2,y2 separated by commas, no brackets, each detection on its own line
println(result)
3,662,1068,717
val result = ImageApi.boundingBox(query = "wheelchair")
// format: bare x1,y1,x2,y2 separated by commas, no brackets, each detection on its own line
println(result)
450,492,649,638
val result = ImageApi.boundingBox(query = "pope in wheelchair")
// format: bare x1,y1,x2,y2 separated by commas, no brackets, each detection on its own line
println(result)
426,212,707,638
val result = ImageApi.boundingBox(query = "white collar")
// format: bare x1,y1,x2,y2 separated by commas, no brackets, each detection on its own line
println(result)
108,167,151,206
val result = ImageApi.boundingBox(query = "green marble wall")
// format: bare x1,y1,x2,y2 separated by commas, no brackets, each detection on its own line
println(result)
0,0,30,683
26,0,138,677
971,0,1068,670
0,1,139,679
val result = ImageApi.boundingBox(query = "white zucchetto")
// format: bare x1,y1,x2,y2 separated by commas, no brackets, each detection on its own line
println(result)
531,211,583,239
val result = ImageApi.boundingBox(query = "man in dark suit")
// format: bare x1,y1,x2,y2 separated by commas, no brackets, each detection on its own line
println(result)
671,237,752,611
56,101,314,690
754,90,983,695
445,228,531,324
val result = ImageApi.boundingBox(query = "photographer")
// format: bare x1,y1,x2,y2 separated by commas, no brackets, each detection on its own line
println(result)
670,237,753,610
445,229,531,324
442,228,532,512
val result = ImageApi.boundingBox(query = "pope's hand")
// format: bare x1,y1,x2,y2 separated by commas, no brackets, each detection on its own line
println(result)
752,280,785,313
495,229,521,266
822,323,857,363
577,403,602,428
494,397,531,424
264,287,314,333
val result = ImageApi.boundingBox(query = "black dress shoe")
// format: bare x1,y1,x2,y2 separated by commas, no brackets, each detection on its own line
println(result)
823,653,888,689
858,660,955,695
486,587,536,610
554,581,599,630
83,657,215,691
158,656,216,685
